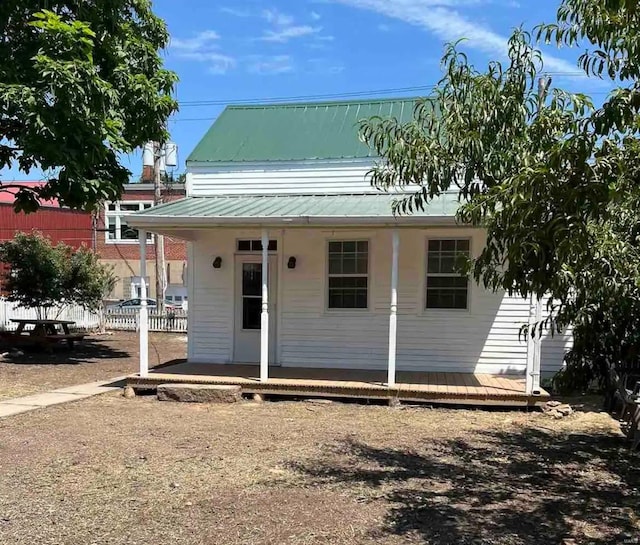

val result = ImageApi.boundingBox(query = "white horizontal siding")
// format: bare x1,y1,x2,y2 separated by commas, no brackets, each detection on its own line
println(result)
186,227,570,375
187,159,375,196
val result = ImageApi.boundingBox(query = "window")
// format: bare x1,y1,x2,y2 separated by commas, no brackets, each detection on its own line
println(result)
105,202,153,243
237,239,277,252
327,240,368,309
426,239,470,309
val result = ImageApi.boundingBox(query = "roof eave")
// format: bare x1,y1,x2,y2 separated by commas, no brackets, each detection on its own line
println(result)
125,214,459,229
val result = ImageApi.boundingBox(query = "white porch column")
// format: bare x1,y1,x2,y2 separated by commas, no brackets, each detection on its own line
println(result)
525,296,535,395
387,229,399,387
525,296,542,395
532,299,543,395
139,230,149,377
260,229,269,383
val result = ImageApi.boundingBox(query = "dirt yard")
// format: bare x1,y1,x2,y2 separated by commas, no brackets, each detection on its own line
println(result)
0,332,186,399
0,392,637,545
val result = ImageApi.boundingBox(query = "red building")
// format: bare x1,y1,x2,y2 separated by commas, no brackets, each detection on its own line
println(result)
0,182,93,248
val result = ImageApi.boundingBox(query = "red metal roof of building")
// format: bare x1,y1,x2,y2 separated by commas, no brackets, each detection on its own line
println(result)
0,181,60,207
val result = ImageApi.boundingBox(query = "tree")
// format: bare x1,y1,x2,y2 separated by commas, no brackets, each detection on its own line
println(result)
0,1,178,212
360,0,640,390
0,232,115,318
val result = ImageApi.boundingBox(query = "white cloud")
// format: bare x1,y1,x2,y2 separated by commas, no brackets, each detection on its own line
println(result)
311,11,322,20
261,25,323,42
220,6,252,17
171,31,235,75
247,55,294,74
331,0,580,73
263,8,295,26
171,30,220,53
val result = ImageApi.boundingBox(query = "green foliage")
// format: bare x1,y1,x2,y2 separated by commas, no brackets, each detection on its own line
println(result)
360,0,640,390
0,232,115,314
0,1,178,212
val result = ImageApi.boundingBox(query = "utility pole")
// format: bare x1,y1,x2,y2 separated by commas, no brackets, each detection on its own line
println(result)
153,141,166,313
537,75,552,109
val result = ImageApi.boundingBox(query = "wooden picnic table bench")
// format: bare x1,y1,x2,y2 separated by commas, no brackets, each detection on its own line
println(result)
1,319,85,351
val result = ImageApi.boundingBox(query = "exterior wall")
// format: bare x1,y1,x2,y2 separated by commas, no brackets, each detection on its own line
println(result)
187,226,570,375
187,159,376,196
0,204,92,248
100,258,187,300
95,184,187,300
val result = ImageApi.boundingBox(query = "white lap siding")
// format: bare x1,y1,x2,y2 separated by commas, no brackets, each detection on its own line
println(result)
188,227,568,374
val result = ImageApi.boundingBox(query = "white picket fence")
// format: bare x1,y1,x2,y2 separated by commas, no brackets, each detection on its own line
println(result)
0,299,187,333
104,308,188,333
0,299,100,331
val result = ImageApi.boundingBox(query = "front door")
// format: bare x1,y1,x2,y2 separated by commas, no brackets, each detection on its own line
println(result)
233,257,277,363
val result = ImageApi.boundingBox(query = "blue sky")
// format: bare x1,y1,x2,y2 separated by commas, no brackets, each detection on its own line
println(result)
3,0,616,181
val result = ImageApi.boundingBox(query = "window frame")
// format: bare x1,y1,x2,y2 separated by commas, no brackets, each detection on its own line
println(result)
105,201,154,244
325,238,371,312
236,239,278,253
424,237,471,312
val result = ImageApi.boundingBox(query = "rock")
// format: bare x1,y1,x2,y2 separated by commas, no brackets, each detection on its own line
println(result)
123,386,136,399
542,400,573,418
305,398,333,405
157,383,242,403
252,393,265,403
11,350,24,357
555,404,573,416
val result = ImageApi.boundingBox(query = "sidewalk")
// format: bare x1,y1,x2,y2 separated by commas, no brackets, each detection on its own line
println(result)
0,376,126,418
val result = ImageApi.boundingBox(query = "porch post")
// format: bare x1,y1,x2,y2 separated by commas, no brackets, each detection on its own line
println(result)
387,229,399,387
532,299,543,395
525,296,535,395
139,230,149,377
260,228,269,383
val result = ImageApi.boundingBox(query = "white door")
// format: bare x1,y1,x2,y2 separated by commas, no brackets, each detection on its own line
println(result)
233,256,277,363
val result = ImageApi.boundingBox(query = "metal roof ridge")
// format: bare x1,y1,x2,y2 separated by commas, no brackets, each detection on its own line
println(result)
225,96,423,110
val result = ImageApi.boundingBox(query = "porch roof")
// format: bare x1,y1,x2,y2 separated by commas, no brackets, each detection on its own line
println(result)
126,193,461,228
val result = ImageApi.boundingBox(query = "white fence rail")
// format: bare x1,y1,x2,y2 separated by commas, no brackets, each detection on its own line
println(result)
104,308,188,333
0,299,100,331
0,299,187,333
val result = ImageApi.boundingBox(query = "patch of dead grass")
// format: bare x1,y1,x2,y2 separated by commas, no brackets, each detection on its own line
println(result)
0,395,636,545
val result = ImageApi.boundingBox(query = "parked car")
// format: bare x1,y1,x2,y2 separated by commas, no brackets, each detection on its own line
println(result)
107,298,179,312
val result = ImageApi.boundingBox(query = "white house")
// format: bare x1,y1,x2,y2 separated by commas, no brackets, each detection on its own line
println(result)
127,98,571,399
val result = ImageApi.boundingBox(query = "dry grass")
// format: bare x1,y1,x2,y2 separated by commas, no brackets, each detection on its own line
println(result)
0,393,637,545
0,332,186,399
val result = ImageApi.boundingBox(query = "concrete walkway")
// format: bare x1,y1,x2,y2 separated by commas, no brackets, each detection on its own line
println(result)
0,376,126,418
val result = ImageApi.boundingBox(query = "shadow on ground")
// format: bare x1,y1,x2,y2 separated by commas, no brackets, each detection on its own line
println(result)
0,337,131,365
290,428,640,545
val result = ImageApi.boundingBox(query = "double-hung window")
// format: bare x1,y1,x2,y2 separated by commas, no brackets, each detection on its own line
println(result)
105,202,153,243
426,239,470,309
327,240,368,309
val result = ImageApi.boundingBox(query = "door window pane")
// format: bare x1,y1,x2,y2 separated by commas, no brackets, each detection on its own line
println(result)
242,263,262,296
242,297,261,329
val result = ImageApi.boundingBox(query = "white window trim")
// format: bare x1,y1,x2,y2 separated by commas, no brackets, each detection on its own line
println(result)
423,237,472,313
105,201,154,244
325,238,371,312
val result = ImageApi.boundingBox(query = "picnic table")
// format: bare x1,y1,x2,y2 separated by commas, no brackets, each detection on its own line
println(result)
2,318,86,350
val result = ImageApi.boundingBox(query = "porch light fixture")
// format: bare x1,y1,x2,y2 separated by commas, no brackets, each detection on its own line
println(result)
287,256,297,269
212,256,222,269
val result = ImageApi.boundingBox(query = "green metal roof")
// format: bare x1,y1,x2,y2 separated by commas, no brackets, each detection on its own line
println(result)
186,97,420,163
127,193,460,227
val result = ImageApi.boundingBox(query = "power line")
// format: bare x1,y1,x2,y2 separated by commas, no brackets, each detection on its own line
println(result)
176,85,438,107
174,73,602,108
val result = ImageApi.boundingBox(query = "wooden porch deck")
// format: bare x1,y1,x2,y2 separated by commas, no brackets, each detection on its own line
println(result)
127,361,550,407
